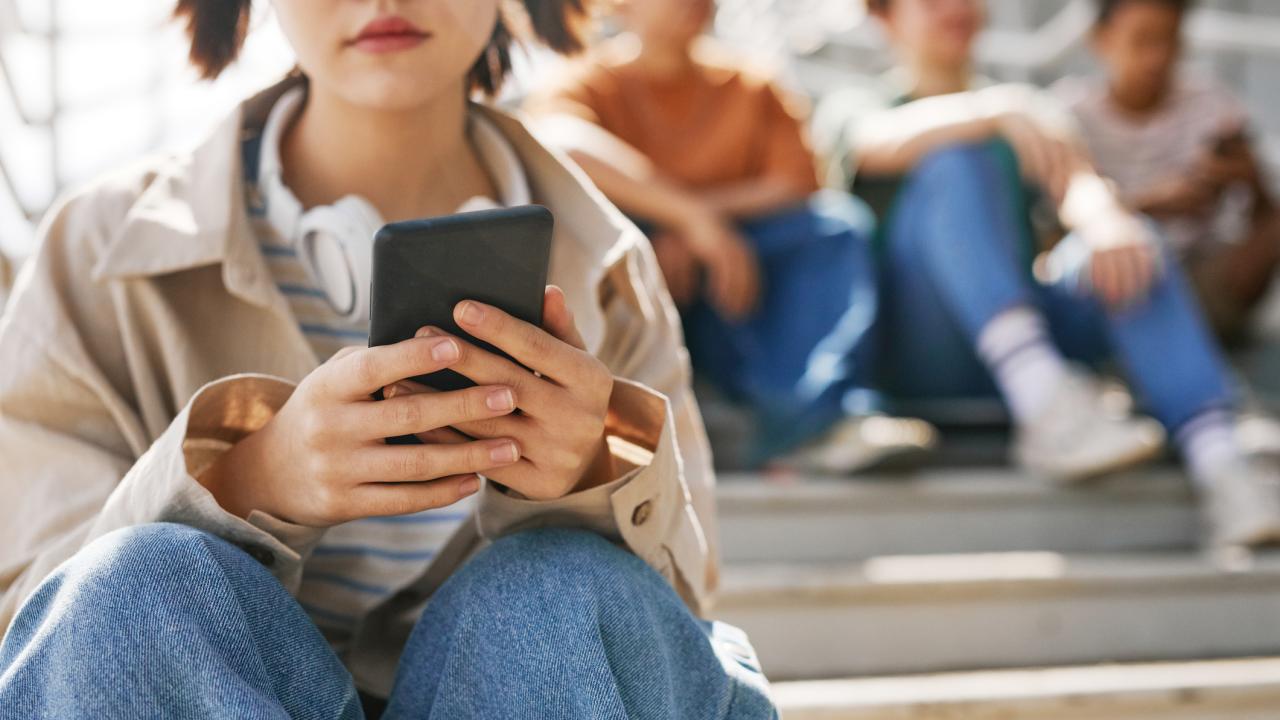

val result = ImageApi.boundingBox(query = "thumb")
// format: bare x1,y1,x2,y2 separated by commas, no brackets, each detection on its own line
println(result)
542,285,587,350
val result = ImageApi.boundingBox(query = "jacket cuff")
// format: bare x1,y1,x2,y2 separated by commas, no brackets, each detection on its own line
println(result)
91,374,325,592
476,378,710,612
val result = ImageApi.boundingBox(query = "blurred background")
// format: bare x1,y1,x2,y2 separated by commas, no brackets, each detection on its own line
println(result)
5,1,1280,717
4,0,1279,260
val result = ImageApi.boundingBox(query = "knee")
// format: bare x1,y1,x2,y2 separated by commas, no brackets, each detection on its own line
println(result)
916,140,1003,181
468,528,651,598
437,528,673,626
3,523,241,653
36,523,232,611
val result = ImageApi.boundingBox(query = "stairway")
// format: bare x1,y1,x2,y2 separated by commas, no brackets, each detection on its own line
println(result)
710,468,1280,717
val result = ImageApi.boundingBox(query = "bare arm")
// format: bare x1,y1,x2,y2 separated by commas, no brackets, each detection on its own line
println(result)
854,92,1005,177
695,176,812,220
534,115,761,319
855,85,1089,206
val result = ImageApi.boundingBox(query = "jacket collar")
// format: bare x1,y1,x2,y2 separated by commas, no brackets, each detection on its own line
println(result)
92,76,640,351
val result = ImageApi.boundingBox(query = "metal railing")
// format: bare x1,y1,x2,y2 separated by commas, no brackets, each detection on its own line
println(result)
0,0,56,230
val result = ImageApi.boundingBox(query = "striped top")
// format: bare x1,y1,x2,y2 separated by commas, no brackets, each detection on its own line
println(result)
1055,74,1252,259
243,87,530,649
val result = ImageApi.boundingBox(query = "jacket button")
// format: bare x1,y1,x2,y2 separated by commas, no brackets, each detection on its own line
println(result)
631,501,652,527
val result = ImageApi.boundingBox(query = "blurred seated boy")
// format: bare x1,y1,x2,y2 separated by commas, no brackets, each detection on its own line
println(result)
813,0,1280,548
528,0,935,471
1057,0,1280,345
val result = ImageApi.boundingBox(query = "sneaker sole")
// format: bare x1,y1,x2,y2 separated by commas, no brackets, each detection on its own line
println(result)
1022,439,1165,486
778,440,937,476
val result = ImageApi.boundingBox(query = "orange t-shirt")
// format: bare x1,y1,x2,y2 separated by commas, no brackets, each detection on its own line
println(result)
532,40,820,193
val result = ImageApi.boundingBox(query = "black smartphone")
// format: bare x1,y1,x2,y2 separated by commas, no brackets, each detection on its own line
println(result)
369,205,554,392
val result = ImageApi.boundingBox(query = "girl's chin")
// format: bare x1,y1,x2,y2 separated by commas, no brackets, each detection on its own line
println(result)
335,75,458,111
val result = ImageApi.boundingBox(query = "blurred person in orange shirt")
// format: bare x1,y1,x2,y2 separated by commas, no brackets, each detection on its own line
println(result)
529,0,937,472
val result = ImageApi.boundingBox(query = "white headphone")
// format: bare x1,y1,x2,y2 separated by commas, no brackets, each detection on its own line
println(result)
293,196,383,324
258,87,530,324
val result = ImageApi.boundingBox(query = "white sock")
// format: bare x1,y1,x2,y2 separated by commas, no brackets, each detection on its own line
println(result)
1177,409,1242,489
976,306,1071,423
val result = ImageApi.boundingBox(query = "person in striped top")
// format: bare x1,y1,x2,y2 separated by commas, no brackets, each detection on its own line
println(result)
1058,0,1280,345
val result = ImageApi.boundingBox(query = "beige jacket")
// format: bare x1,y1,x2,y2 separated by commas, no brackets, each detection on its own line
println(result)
0,79,717,693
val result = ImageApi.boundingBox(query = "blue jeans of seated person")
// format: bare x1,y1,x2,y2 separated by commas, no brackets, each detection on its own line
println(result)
0,524,776,720
675,191,882,462
878,141,1235,431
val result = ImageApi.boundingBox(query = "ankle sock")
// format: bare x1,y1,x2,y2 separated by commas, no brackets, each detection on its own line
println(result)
976,306,1071,423
1177,408,1242,490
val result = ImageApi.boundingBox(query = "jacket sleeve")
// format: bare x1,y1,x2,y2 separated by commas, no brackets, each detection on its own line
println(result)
0,193,322,634
476,233,718,613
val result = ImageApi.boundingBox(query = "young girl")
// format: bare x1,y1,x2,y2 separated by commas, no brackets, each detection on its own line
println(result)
0,1,774,717
1060,0,1280,345
814,0,1280,548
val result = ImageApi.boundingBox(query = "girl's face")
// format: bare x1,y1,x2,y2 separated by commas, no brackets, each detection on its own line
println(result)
877,0,984,71
270,0,498,109
1092,1,1183,108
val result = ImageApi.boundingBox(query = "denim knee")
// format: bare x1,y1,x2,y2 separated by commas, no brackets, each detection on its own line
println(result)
14,523,248,624
464,527,651,603
915,140,1005,182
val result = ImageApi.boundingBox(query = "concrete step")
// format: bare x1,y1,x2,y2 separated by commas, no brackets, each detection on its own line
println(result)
717,467,1200,563
714,551,1280,680
772,657,1280,719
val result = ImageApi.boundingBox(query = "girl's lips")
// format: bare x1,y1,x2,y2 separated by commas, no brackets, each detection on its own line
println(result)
350,15,430,54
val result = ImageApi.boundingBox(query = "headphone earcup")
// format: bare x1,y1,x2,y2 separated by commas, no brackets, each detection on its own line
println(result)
295,196,383,324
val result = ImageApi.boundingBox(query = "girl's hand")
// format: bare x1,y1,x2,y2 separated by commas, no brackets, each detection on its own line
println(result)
198,335,524,526
1080,210,1160,308
651,230,702,307
678,209,760,320
405,286,616,501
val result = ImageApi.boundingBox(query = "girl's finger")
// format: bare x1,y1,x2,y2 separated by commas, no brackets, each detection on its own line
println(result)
354,474,483,518
359,437,521,483
454,300,599,383
324,336,463,399
542,285,587,350
352,383,518,439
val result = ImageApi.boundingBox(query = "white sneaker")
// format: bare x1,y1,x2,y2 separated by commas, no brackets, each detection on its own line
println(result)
780,415,939,475
1013,371,1165,483
1236,412,1280,461
1202,457,1280,549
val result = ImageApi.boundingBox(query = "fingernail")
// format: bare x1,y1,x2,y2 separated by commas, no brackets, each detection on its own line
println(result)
490,441,519,464
388,382,417,398
459,476,480,496
431,338,459,362
486,388,515,412
457,301,484,326
415,326,437,338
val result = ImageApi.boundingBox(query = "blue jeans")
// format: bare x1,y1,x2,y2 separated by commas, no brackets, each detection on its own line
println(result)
678,191,882,460
0,524,775,719
878,142,1235,430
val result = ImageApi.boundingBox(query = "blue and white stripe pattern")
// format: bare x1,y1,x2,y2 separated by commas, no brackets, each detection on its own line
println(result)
243,88,529,647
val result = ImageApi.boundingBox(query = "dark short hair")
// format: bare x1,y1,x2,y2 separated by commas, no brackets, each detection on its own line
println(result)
1096,0,1192,26
172,0,590,94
